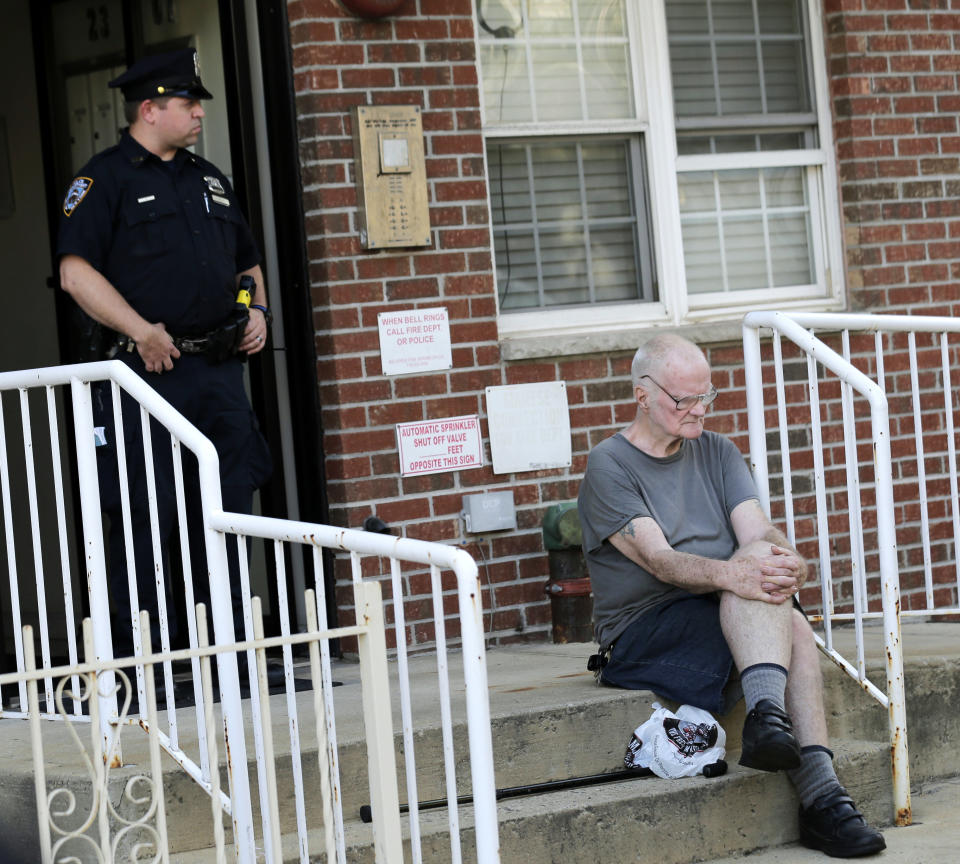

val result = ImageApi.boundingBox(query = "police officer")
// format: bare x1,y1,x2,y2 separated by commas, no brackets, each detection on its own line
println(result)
57,48,273,661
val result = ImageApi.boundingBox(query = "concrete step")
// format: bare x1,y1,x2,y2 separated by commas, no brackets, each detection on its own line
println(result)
3,621,959,863
173,621,960,864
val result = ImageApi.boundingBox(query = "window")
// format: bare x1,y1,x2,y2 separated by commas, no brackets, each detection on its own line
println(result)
477,0,843,345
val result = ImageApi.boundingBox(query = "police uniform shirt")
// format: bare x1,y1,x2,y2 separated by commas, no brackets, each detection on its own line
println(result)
57,130,260,337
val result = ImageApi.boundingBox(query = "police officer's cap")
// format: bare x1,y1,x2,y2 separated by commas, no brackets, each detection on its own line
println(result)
108,48,213,102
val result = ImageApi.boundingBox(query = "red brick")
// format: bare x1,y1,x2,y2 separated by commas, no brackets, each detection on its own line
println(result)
327,281,382,304
426,157,461,178
873,117,916,135
906,222,946,240
420,0,473,14
424,394,481,416
414,252,467,274
395,20,449,40
916,75,955,91
891,96,936,113
431,133,483,154
862,266,906,286
386,277,441,301
341,67,396,88
325,429,397,456
505,363,559,385
356,255,412,279
440,228,491,248
434,180,488,201
889,13,931,30
910,33,952,51
316,355,363,382
328,476,400,504
450,368,503,392
325,456,372,480
337,16,394,41
446,273,494,295
399,66,452,86
425,42,476,63
366,43,422,63
376,497,431,524
311,259,357,284
395,375,449,398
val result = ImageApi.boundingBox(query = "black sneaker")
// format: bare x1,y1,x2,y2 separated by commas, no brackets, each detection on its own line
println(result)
799,786,886,858
739,698,802,772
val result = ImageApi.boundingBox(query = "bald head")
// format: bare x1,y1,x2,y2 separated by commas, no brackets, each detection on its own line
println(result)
630,334,708,389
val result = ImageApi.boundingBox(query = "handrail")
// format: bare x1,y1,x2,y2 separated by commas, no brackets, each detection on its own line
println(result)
0,360,501,862
743,311,913,825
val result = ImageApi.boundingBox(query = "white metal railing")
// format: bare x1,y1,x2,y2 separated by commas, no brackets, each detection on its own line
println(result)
0,360,500,863
743,311,960,826
0,585,398,863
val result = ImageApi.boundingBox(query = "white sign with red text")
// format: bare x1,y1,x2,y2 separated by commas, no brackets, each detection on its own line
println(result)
378,307,452,375
396,415,483,476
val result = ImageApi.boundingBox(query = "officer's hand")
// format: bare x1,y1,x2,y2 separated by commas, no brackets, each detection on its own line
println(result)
239,307,268,355
135,323,180,373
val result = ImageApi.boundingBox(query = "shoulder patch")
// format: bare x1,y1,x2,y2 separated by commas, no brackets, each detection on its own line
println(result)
63,177,94,217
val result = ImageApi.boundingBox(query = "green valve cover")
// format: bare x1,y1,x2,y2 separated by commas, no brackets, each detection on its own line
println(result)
542,502,583,550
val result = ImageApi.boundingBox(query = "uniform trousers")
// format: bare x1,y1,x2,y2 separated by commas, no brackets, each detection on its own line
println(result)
93,352,272,657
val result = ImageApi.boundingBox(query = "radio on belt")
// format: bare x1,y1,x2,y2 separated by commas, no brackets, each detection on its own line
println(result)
461,491,517,533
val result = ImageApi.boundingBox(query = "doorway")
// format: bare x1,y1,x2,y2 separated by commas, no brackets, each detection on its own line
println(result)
0,0,331,664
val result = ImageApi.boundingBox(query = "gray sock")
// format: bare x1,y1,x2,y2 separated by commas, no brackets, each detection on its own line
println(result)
740,663,788,712
788,746,840,809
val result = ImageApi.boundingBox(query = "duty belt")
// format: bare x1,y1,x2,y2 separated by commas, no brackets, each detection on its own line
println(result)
112,334,215,356
110,309,249,365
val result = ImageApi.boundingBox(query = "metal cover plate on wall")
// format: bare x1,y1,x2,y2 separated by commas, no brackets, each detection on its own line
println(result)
351,105,431,249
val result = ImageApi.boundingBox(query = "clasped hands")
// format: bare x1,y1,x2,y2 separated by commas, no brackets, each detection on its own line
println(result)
727,540,807,605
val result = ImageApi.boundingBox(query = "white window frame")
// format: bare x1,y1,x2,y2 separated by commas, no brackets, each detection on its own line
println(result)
476,0,845,349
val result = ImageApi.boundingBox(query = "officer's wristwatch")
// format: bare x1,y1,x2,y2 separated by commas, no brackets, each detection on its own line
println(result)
250,304,273,327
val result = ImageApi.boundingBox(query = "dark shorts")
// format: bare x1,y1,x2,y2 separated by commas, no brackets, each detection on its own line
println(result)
599,593,738,715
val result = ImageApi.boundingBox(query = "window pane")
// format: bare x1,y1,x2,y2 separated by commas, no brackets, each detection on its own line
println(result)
479,0,634,125
758,0,802,34
678,165,815,295
681,220,722,294
591,226,640,302
583,142,633,219
770,213,814,286
716,43,762,114
532,45,584,121
488,144,533,223
763,42,808,113
481,44,531,124
581,0,626,37
489,137,652,310
529,0,576,37
668,0,810,121
723,216,768,290
533,144,582,222
763,166,805,208
677,130,809,156
583,43,632,119
495,232,541,310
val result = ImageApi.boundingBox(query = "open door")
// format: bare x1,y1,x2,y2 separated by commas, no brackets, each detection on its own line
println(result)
0,0,331,666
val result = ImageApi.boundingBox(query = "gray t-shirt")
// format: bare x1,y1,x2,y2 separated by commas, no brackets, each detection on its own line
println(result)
577,430,759,647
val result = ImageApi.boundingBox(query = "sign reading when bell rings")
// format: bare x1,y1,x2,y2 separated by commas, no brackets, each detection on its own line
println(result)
396,415,483,476
377,306,452,376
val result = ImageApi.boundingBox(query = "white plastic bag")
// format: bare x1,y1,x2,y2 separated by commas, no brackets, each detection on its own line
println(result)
623,702,726,779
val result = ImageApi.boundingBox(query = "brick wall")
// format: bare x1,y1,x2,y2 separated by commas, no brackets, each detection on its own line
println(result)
819,1,960,611
285,0,959,650
287,0,567,647
826,0,960,316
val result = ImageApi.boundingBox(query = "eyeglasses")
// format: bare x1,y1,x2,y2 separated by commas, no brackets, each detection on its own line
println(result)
640,375,718,411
